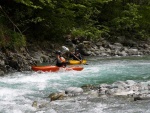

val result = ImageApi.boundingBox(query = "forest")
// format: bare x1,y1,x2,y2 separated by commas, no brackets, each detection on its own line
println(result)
0,0,150,49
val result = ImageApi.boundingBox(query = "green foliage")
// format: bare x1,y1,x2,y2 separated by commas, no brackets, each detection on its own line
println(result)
15,0,41,9
11,0,112,41
138,5,150,39
11,32,26,48
1,0,150,45
110,3,142,39
0,25,26,48
71,25,109,40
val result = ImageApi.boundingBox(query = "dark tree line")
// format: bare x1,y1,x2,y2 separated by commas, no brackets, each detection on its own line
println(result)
0,0,150,48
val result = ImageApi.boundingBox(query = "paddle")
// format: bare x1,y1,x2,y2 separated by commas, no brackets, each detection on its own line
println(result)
62,46,81,61
62,46,88,65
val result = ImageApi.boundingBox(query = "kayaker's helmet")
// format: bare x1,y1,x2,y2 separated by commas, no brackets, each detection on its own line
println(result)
55,50,61,55
75,48,79,53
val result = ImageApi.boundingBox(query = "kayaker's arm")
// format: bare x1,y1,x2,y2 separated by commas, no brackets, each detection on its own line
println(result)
70,52,82,62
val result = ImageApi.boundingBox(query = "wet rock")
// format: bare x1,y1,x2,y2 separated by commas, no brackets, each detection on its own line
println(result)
119,51,128,56
7,57,20,71
125,80,136,86
39,102,49,108
32,101,38,108
98,86,110,95
32,100,50,109
127,49,138,55
83,41,90,45
114,90,135,96
48,92,65,101
81,84,96,91
65,87,83,96
95,80,150,102
45,109,57,113
40,55,50,63
87,90,99,97
0,61,7,73
0,70,4,76
95,42,103,47
112,81,128,90
133,96,150,101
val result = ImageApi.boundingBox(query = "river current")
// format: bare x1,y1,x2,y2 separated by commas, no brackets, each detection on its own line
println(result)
0,56,150,113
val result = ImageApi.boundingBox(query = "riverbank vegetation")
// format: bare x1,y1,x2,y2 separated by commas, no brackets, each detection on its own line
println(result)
0,0,150,49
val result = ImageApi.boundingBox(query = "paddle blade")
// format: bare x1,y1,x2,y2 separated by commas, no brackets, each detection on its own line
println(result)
62,46,69,52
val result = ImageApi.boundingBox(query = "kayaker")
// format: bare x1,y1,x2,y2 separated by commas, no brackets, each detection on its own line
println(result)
70,48,82,62
55,50,66,67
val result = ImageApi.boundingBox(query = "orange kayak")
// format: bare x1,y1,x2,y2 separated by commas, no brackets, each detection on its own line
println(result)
31,65,83,72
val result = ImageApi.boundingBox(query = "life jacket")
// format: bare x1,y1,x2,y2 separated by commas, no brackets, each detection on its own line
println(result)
60,57,66,63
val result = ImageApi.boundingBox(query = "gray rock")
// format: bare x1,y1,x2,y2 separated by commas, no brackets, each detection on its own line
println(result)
0,70,4,76
65,87,83,95
119,51,128,56
127,49,138,55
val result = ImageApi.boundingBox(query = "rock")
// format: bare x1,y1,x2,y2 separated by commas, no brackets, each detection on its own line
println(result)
114,43,123,47
112,81,128,89
114,90,135,96
99,87,109,95
88,90,99,97
0,70,4,76
65,87,83,95
83,41,90,44
40,55,50,63
39,102,49,108
119,51,128,56
99,46,105,51
127,49,138,55
100,52,109,57
80,49,91,56
32,101,38,108
108,44,122,50
133,96,150,101
125,80,136,86
0,59,5,65
45,109,57,113
7,58,20,71
81,84,96,91
77,43,84,49
48,92,65,101
96,42,103,46
86,51,92,55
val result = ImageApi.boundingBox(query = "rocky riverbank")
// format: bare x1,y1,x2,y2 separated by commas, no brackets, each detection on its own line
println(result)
0,38,150,76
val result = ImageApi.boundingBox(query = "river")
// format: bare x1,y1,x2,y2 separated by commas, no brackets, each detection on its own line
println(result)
0,56,150,113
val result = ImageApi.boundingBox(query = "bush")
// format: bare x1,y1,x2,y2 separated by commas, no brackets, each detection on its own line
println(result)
0,25,26,48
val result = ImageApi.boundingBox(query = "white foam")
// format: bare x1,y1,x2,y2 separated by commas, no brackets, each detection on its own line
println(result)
88,103,107,113
0,88,32,101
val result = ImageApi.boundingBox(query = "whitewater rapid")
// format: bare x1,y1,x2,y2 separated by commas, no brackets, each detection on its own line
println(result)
0,56,150,113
